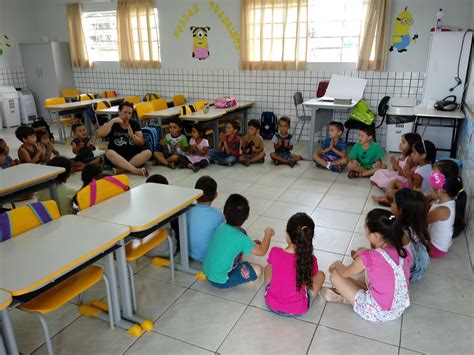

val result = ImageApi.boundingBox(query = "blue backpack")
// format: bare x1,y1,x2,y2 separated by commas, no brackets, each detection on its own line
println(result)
142,125,162,152
260,112,277,140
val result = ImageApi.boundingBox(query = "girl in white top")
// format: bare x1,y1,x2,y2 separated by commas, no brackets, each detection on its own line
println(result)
427,168,466,258
178,124,210,173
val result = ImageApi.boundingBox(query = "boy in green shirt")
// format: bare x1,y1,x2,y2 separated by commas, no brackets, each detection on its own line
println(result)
153,117,189,169
203,194,275,288
347,126,386,178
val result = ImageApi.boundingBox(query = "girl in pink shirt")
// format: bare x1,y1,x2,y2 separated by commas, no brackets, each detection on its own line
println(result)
322,209,411,322
264,213,325,316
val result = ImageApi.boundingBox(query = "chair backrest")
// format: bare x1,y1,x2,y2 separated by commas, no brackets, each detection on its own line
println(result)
44,97,66,106
135,101,155,120
172,94,186,106
79,93,95,101
378,96,390,117
62,89,80,97
0,201,60,241
195,101,208,110
124,96,141,104
293,92,305,116
152,98,168,111
76,175,130,210
143,93,160,102
93,100,112,111
100,90,118,98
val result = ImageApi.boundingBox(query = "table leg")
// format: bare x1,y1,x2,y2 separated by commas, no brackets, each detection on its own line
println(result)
1,309,18,355
52,111,65,144
48,181,60,208
175,213,200,274
306,108,318,160
242,108,249,135
0,333,7,355
83,110,94,136
103,250,122,326
450,118,459,158
212,120,219,148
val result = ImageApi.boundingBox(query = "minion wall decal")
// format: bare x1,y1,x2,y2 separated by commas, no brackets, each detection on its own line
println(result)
190,26,210,60
389,7,418,53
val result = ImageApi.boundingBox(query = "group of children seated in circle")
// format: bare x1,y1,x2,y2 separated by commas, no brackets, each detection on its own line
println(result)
0,100,467,323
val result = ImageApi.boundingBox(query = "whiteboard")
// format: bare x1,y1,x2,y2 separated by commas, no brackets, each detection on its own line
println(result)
322,75,367,102
422,32,472,106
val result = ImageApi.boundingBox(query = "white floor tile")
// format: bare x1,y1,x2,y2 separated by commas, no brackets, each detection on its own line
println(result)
346,233,371,255
246,216,288,242
312,208,360,232
241,183,287,200
314,249,345,277
138,264,197,288
308,326,399,354
300,168,338,182
278,188,325,207
291,177,333,193
125,332,212,354
318,194,366,213
401,305,474,354
314,226,353,255
328,183,371,199
262,201,315,221
256,174,298,188
156,290,246,351
427,237,474,280
245,195,274,216
218,307,316,354
191,277,263,304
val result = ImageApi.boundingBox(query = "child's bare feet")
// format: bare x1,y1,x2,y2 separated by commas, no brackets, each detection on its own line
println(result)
320,287,347,303
371,195,391,206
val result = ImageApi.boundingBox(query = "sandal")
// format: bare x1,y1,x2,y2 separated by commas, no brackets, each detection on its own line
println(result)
348,171,361,179
141,167,149,177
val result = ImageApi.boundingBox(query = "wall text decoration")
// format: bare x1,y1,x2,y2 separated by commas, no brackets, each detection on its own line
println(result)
174,3,200,40
209,1,240,51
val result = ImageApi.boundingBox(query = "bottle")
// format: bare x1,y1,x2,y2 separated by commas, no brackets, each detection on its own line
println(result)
435,8,444,31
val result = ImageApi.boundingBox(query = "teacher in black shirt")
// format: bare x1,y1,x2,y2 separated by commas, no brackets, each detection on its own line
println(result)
98,101,151,176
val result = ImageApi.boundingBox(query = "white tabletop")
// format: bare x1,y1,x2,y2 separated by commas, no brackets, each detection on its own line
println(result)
44,96,126,111
180,106,227,120
78,183,202,232
303,97,358,109
0,215,130,296
414,107,465,119
0,164,65,195
0,289,11,310
144,101,201,119
224,101,256,112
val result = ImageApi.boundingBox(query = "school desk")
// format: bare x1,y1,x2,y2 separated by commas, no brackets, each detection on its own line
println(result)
413,107,465,158
44,96,126,142
180,107,227,147
77,183,203,327
143,100,206,126
94,98,173,121
223,101,256,134
303,98,357,160
0,164,64,210
0,289,17,355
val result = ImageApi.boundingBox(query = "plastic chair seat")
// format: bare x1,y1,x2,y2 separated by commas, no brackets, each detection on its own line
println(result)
125,228,168,262
19,266,103,314
60,117,80,125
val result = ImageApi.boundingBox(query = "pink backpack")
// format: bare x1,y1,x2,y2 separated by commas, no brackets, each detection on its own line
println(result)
214,96,237,108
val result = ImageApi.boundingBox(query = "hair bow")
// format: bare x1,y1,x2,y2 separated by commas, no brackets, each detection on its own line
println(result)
429,171,446,189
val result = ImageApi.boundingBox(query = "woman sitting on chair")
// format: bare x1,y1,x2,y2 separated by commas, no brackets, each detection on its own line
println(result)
98,101,151,176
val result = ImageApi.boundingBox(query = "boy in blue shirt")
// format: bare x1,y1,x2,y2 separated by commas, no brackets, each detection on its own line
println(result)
0,139,18,169
203,194,275,289
313,121,348,172
187,176,224,262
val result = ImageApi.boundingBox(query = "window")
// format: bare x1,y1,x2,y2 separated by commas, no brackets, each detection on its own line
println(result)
307,0,367,62
82,11,118,62
129,8,160,62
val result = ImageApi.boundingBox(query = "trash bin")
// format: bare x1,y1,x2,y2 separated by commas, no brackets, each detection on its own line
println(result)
386,113,416,153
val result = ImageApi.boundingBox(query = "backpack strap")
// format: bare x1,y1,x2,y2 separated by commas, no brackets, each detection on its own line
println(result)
103,176,130,191
90,179,98,206
27,202,54,225
0,212,12,242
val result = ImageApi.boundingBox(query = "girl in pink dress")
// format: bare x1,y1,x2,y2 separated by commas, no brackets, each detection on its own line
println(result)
264,213,325,317
178,124,210,173
370,133,420,190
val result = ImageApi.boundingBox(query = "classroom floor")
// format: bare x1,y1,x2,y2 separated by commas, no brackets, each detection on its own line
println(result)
1,127,473,355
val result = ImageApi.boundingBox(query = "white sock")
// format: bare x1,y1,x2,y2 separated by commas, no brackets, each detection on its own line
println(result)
326,162,331,170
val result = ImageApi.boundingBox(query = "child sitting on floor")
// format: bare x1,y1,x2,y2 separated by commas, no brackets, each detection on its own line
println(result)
154,118,189,169
391,188,430,283
37,156,77,215
427,167,466,258
239,119,265,166
370,133,421,189
15,126,44,164
347,126,385,178
81,163,108,188
187,176,224,262
264,212,325,317
270,116,302,168
322,209,411,323
209,120,241,166
313,121,347,172
0,139,19,169
37,130,59,163
178,124,210,172
203,194,275,288
71,122,102,172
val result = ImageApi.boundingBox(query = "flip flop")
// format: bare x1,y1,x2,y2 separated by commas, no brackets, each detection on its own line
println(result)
320,287,348,304
141,167,149,177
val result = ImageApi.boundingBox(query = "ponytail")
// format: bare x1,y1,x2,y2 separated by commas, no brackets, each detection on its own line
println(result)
366,209,407,258
286,213,315,291
443,176,467,238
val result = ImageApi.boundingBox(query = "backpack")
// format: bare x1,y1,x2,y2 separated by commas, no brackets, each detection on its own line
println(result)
143,92,160,102
260,112,277,140
179,105,196,116
214,96,237,108
31,117,54,141
142,125,162,152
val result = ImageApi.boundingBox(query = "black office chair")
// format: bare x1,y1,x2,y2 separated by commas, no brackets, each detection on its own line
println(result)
344,96,390,144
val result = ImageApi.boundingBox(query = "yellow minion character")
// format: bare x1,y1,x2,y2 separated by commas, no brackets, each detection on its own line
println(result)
389,7,418,53
190,26,210,60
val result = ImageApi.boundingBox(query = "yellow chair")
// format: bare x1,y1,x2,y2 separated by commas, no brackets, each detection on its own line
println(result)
0,201,114,355
61,88,80,97
79,93,95,101
124,96,141,104
100,90,118,98
172,94,186,106
151,98,168,111
87,100,112,128
76,175,175,312
143,93,160,102
135,101,155,125
44,97,80,142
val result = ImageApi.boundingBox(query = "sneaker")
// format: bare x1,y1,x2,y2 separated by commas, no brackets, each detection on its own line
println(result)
240,159,250,167
273,160,280,166
168,162,176,169
192,165,200,173
258,158,265,164
289,160,296,168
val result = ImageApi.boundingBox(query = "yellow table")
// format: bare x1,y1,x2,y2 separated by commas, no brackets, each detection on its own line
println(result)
78,184,202,327
0,164,65,210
